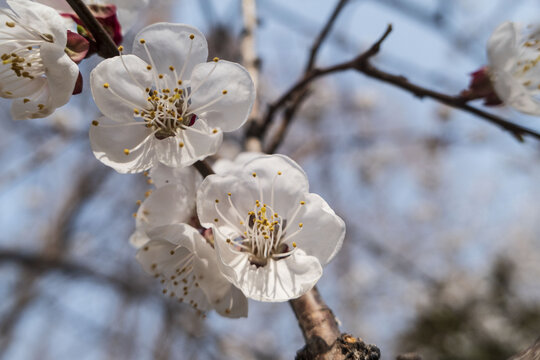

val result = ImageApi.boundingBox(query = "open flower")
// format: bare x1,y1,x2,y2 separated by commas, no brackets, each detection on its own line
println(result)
137,223,248,318
130,183,196,248
197,154,345,302
487,22,540,115
0,0,79,119
89,22,255,173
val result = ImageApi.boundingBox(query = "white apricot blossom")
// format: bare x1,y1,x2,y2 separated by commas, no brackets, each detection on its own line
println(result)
129,183,195,248
197,154,345,302
0,0,78,119
89,22,255,173
487,21,540,115
137,223,248,318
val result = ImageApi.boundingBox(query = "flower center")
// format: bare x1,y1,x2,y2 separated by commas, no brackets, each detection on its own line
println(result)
0,16,55,90
215,172,306,268
1,46,46,81
137,86,198,140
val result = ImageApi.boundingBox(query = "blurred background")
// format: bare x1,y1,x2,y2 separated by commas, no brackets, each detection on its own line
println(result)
0,0,539,359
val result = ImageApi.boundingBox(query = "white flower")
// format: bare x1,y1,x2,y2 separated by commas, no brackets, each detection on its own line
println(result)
487,21,540,115
129,183,195,248
89,22,255,173
136,223,248,318
35,0,149,34
0,0,78,119
149,162,201,189
197,154,345,302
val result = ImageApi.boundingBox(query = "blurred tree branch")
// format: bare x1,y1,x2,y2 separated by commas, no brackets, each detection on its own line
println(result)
254,23,540,153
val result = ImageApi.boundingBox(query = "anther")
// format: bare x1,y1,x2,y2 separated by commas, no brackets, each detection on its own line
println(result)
169,65,175,71
139,39,146,44
179,142,184,148
158,74,164,79
123,149,130,155
91,120,99,126
277,171,282,175
222,90,228,95
214,218,219,222
103,83,109,88
5,21,15,28
215,199,219,203
170,250,175,255
118,45,124,52
292,242,297,248
189,34,195,40
300,201,305,205
252,172,257,177
213,57,219,62
299,223,303,228
146,65,152,70
136,200,142,206
212,129,218,134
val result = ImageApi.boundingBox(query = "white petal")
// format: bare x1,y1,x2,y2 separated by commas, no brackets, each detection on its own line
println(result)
189,60,255,131
109,0,149,34
129,229,149,248
154,119,222,167
492,70,540,115
135,184,195,235
10,80,51,120
7,0,68,46
215,235,322,302
89,117,156,173
192,234,248,318
289,193,345,265
197,174,257,231
244,154,309,216
487,21,518,71
0,74,46,99
212,152,262,175
132,23,208,77
40,42,78,110
90,55,153,123
149,163,202,189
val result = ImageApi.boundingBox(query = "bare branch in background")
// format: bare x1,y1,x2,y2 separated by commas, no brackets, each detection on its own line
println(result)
508,337,540,360
258,24,540,151
241,0,264,152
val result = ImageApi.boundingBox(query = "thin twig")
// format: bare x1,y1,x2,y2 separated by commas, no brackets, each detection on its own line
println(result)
193,160,215,178
305,0,351,73
261,24,540,148
241,0,263,152
65,0,119,58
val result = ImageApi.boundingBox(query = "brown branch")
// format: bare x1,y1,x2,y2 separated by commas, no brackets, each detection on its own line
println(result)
0,250,150,297
65,0,119,58
241,0,263,152
305,0,351,73
508,337,540,360
259,24,540,151
290,286,380,360
193,160,215,178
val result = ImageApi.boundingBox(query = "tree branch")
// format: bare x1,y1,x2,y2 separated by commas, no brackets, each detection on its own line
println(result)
305,0,351,73
65,0,119,58
259,24,540,152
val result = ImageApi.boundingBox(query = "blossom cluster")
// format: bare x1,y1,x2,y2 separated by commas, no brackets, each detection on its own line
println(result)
13,1,540,320
0,0,345,318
